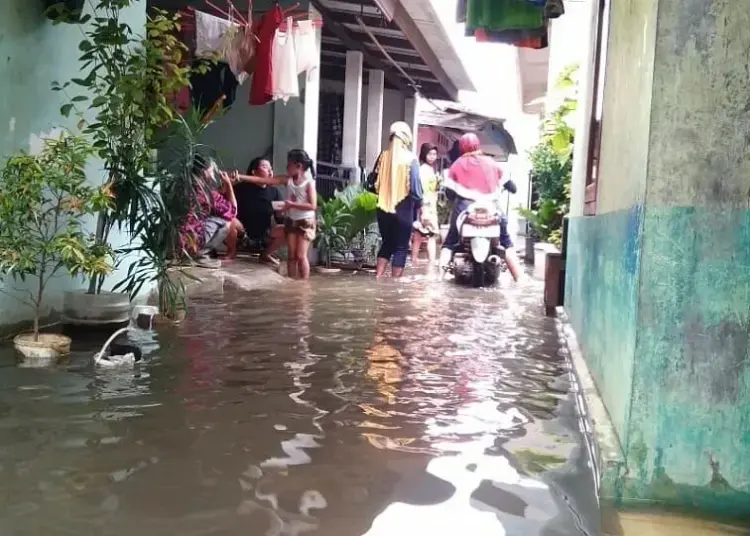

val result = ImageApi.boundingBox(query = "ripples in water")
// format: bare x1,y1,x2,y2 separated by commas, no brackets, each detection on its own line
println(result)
0,272,598,535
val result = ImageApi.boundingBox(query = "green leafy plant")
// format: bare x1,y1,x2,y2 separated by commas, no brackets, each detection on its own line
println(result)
0,134,113,339
521,64,578,248
331,184,379,260
316,197,352,267
115,108,217,320
53,3,201,294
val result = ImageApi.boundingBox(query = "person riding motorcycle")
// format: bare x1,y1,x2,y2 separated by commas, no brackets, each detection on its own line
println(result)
439,133,523,282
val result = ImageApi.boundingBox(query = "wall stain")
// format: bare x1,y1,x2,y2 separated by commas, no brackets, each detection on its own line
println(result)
683,317,749,404
673,0,715,57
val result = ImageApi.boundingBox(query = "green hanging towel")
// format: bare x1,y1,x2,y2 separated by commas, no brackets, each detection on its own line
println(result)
466,0,544,32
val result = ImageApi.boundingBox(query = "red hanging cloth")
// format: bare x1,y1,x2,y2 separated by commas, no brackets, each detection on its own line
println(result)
249,3,283,106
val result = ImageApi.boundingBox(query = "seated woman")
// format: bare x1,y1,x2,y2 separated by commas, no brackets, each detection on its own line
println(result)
179,157,243,265
233,157,285,265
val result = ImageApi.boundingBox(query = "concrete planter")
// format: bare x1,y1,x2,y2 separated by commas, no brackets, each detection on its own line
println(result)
62,291,131,327
533,243,559,280
14,333,71,368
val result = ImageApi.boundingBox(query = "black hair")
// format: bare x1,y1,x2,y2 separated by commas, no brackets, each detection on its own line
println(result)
419,143,438,165
191,153,210,176
287,149,315,179
247,156,270,175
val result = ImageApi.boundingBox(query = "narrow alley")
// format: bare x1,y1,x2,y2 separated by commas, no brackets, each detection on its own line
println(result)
0,273,598,535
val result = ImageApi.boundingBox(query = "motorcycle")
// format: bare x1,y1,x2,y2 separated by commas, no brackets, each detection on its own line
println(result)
444,199,507,287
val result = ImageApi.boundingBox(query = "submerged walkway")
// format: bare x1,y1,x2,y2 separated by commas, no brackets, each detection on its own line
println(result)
0,267,601,535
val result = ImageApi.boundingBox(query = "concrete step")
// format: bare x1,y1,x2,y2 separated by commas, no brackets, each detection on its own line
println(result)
611,512,750,536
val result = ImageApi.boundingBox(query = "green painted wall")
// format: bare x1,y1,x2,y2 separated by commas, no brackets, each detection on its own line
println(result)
0,1,146,326
566,0,750,523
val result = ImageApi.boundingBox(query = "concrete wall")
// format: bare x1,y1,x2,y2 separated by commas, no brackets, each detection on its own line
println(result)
0,0,147,326
566,0,750,521
202,84,276,171
566,0,656,442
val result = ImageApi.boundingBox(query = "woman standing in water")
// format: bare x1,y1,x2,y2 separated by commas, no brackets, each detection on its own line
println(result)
411,143,440,265
373,121,423,278
232,149,317,279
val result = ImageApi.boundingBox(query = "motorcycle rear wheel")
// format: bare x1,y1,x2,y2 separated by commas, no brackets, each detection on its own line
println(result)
471,261,485,288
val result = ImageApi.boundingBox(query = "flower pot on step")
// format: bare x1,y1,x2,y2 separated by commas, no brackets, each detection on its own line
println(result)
14,333,71,368
315,266,341,274
62,291,131,328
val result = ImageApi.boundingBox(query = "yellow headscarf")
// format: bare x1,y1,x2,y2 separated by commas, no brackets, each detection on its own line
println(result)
376,122,413,214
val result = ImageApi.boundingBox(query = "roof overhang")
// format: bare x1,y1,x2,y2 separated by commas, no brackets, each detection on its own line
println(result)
314,0,474,100
419,101,518,159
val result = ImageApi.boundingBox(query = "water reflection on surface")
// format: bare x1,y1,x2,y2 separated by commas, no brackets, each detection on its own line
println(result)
0,272,598,535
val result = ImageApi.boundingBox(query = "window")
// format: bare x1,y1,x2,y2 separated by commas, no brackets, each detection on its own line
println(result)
584,0,611,216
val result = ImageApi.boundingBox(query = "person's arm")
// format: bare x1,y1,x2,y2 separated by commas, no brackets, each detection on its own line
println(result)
220,172,238,209
444,166,457,202
232,171,287,187
409,160,423,206
286,180,317,212
272,188,285,222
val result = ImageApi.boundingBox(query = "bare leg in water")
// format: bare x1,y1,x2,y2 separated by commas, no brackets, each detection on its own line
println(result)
376,257,389,279
410,232,423,264
261,225,285,265
286,231,298,279
505,249,523,282
296,235,311,280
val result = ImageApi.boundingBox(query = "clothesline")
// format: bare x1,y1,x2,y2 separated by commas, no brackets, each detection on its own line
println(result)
181,2,323,30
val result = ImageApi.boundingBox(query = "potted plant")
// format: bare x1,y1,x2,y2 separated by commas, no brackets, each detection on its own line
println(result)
0,134,113,366
54,5,198,327
331,183,378,266
315,197,351,273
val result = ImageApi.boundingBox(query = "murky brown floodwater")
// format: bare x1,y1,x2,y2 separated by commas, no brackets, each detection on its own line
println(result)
0,271,598,535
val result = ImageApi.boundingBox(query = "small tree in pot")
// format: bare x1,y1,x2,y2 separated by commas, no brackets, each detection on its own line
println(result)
0,134,113,365
54,4,199,326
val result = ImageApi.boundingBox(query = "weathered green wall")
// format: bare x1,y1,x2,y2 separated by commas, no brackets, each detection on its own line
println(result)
0,1,146,326
565,0,655,441
566,0,750,522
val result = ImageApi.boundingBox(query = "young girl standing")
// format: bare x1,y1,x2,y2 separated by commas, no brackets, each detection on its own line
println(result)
411,143,440,264
232,149,317,279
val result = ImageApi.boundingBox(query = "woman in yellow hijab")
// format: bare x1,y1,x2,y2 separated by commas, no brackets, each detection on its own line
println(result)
374,122,423,278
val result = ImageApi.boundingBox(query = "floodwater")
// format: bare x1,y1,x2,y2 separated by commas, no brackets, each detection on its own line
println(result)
0,271,599,536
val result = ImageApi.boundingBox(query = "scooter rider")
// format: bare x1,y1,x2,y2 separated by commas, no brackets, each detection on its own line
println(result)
439,133,523,282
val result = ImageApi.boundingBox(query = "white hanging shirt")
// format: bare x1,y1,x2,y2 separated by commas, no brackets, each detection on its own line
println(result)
272,18,300,103
195,10,233,59
293,20,319,79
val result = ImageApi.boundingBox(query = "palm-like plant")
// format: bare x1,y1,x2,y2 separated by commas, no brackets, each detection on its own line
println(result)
115,108,218,319
316,198,352,268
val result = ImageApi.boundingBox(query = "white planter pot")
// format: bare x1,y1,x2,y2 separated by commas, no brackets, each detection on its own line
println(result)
533,243,560,280
62,291,131,327
14,333,71,368
315,266,341,275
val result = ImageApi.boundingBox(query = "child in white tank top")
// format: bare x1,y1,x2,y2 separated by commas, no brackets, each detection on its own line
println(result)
231,149,317,279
